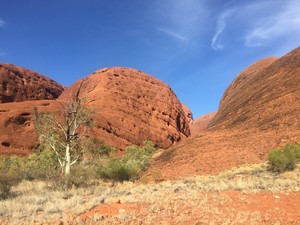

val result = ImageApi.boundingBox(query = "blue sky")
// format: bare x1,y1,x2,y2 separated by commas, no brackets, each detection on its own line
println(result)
0,0,300,118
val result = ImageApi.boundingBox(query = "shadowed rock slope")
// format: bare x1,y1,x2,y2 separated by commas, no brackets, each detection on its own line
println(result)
181,103,193,126
190,112,216,136
149,47,300,179
0,63,64,103
59,67,190,150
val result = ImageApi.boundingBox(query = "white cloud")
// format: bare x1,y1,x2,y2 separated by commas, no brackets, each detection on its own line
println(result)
0,19,5,27
245,0,300,47
155,0,208,43
211,0,300,50
158,28,188,42
211,9,235,50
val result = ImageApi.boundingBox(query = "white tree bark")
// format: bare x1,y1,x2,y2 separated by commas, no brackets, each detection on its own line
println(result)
65,143,71,176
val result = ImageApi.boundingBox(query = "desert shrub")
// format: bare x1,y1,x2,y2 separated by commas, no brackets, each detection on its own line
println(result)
268,143,300,172
85,138,115,158
0,174,21,200
49,163,99,190
142,140,156,154
0,151,60,180
25,151,60,180
123,145,150,170
0,155,26,176
98,141,160,182
98,159,139,182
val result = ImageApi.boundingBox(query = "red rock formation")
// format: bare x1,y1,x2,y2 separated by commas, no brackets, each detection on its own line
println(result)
0,63,64,103
0,67,190,154
0,100,63,155
149,47,300,179
59,67,190,150
208,57,278,128
181,103,193,126
190,112,216,135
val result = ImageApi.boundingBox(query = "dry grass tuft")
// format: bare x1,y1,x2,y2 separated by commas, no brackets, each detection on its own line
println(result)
0,162,299,224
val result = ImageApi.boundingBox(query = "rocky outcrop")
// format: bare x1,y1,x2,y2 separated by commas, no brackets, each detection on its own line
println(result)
190,112,216,135
0,100,63,155
0,67,191,154
149,47,300,179
0,63,64,103
181,103,193,126
59,67,190,150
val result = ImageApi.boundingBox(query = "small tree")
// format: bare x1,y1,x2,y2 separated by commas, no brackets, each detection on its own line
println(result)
35,94,93,177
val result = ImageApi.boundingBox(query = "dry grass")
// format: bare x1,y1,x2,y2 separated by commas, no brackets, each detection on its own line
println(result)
0,163,299,224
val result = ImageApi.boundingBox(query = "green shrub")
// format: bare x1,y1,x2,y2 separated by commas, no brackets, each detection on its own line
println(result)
0,174,21,200
48,163,99,190
0,151,60,180
268,143,300,172
98,140,161,182
0,155,26,176
98,159,139,182
25,151,60,179
84,138,115,158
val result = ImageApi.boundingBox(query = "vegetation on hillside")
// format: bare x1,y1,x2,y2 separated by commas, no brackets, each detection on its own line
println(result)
0,139,160,195
268,143,300,173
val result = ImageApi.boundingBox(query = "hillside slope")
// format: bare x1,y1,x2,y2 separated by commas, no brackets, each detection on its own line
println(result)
149,47,300,179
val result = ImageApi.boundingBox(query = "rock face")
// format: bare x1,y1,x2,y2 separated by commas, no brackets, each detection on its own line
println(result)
59,67,190,150
149,47,300,179
181,103,193,126
190,112,216,135
0,66,190,154
208,57,279,129
0,100,63,155
0,63,64,103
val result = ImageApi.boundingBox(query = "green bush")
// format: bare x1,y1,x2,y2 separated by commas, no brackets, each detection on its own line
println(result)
98,159,139,182
268,143,300,172
98,140,160,182
26,151,60,179
0,155,26,175
0,151,60,180
48,163,100,190
84,138,115,158
0,174,21,200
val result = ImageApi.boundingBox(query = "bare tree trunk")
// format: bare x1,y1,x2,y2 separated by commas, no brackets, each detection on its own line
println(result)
65,144,71,176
